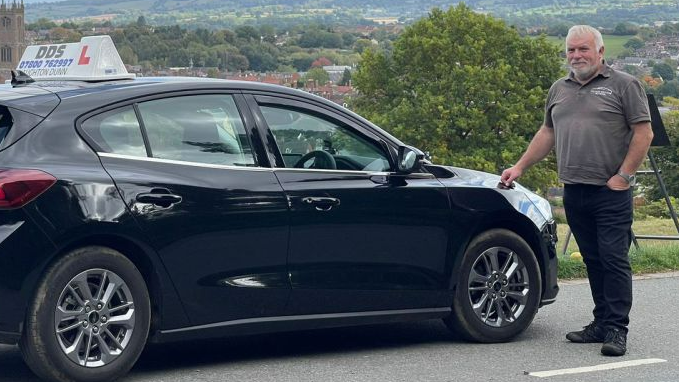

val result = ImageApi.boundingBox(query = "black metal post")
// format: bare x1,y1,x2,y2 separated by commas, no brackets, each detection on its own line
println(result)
647,151,679,234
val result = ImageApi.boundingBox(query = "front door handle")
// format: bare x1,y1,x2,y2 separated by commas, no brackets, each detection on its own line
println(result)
136,188,182,207
301,196,340,211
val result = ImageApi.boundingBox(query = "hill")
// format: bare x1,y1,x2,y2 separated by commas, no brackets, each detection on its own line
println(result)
23,0,679,28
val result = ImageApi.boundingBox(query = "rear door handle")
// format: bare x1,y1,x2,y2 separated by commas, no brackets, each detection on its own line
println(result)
301,196,340,211
136,188,182,207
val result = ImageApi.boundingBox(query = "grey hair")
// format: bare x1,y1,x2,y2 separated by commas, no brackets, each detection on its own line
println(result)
565,25,604,52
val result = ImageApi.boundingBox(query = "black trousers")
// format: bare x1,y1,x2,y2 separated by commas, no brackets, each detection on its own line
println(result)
563,184,633,332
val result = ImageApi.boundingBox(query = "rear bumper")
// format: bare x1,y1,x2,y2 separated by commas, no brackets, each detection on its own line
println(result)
0,211,57,343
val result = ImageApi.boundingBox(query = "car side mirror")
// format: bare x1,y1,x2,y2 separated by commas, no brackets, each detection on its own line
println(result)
397,145,424,173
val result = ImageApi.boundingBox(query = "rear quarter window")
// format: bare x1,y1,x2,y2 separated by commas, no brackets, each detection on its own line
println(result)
0,105,45,151
80,107,147,157
0,106,10,145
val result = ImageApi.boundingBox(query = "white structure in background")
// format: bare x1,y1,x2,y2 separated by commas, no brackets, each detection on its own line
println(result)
322,65,352,83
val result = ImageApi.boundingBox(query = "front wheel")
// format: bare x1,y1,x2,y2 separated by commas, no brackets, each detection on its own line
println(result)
444,229,541,342
20,246,150,382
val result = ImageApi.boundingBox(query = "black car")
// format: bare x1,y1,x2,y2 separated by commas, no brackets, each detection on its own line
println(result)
0,73,558,381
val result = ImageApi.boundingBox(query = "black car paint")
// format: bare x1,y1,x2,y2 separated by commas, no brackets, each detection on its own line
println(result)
0,79,558,345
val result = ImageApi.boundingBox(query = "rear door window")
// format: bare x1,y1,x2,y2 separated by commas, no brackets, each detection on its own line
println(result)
137,94,256,167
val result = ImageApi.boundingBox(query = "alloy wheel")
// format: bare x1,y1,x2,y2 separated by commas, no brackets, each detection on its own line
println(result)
466,246,530,328
54,268,136,367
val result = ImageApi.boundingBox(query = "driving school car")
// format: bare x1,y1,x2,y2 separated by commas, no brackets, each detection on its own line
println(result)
0,36,558,382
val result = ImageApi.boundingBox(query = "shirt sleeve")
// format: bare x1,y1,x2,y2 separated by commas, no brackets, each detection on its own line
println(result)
543,83,556,128
622,78,651,125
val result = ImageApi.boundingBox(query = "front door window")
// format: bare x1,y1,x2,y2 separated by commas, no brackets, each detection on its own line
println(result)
259,106,390,172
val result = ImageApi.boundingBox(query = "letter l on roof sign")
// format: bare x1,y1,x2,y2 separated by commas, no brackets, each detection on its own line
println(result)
78,46,91,65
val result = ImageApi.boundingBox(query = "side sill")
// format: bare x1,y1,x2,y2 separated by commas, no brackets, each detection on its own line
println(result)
150,307,451,344
539,297,557,307
0,330,21,345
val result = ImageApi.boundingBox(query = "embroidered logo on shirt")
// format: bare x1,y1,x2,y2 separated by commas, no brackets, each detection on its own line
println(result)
591,87,613,96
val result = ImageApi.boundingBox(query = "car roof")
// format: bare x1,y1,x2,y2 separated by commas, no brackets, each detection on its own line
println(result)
18,77,311,99
5,76,405,147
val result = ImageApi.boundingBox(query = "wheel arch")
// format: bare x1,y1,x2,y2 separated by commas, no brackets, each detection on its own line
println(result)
22,232,188,337
451,212,547,297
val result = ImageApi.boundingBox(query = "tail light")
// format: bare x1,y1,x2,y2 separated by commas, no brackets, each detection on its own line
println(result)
0,169,57,209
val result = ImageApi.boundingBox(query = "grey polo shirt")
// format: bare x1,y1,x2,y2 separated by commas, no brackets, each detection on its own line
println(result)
544,64,650,185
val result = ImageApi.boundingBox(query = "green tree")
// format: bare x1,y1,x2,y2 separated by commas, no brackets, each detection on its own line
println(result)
207,68,220,78
623,37,644,50
652,62,676,81
338,68,352,86
240,43,279,72
352,5,563,192
613,22,638,36
353,38,374,54
118,45,138,65
27,18,57,31
304,67,330,86
658,80,679,99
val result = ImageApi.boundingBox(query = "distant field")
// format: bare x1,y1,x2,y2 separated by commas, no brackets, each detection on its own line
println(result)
543,35,634,59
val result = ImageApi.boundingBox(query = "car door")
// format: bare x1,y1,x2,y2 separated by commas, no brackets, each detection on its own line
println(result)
246,94,452,315
79,93,290,327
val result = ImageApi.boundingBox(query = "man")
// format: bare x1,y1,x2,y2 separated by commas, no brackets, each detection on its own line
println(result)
500,25,653,356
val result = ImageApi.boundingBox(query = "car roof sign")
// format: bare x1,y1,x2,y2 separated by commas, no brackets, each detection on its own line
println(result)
16,35,135,81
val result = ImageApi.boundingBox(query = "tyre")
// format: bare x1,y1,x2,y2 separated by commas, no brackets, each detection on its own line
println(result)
20,246,150,382
444,229,541,343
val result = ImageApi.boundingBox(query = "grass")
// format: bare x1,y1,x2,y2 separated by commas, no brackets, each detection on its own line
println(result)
556,218,679,279
543,35,633,60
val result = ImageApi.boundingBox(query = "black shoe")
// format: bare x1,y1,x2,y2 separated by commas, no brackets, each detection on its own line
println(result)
601,328,627,356
566,321,606,343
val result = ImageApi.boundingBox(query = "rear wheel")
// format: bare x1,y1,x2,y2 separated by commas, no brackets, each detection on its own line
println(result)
444,229,541,342
20,246,150,382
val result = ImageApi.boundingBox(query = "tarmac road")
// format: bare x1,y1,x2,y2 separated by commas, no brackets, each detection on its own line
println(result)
1,272,678,382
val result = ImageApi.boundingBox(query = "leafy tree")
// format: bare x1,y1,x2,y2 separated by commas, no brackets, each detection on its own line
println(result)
235,25,260,41
338,68,352,86
658,80,679,99
623,37,644,50
622,65,641,76
341,32,356,47
298,27,343,48
287,52,315,71
207,68,219,78
652,62,676,81
239,43,279,72
311,57,332,68
304,67,330,86
118,45,138,65
27,18,57,31
48,27,81,43
259,25,277,44
352,5,563,192
353,38,374,54
546,23,569,37
613,22,638,36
